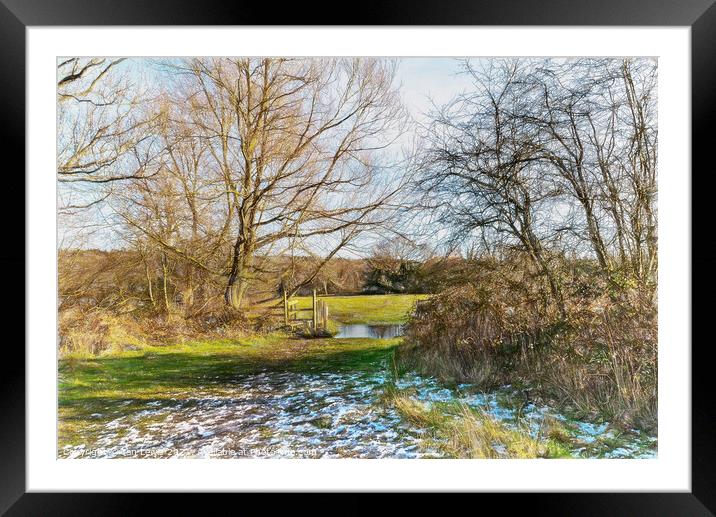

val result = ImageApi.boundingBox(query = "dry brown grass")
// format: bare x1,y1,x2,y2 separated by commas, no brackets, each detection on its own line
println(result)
382,389,557,458
397,272,658,433
540,293,658,430
58,305,257,357
58,307,146,355
444,404,551,458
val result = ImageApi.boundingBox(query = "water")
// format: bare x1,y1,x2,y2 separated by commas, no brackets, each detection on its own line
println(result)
334,324,404,339
59,362,656,459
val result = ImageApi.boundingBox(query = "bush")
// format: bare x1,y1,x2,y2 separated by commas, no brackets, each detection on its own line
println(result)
58,307,145,356
396,268,657,433
544,292,657,430
58,303,256,357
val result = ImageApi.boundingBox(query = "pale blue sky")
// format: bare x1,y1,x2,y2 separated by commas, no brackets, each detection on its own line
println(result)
59,57,475,252
395,58,473,122
120,57,474,124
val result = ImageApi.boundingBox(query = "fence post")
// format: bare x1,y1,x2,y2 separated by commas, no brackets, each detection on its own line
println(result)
312,289,318,331
283,289,288,326
321,301,328,331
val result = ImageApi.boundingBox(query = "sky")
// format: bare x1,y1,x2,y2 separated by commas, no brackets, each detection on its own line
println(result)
396,58,474,121
58,57,477,253
122,57,475,131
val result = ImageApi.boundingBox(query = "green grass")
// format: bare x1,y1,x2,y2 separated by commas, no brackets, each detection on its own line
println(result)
60,335,401,402
292,294,429,324
59,293,426,452
58,334,402,449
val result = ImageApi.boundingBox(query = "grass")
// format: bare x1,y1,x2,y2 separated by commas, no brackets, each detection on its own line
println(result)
380,388,573,459
58,334,402,449
397,284,658,433
59,294,427,451
60,334,401,402
57,289,654,458
292,294,429,324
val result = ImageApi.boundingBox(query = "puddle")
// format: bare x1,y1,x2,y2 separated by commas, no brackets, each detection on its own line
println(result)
334,324,404,339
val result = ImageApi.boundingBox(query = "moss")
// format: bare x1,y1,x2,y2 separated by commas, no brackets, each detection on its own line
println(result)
310,416,334,429
542,416,573,444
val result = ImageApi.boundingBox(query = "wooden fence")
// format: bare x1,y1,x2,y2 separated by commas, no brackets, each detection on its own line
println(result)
283,289,329,333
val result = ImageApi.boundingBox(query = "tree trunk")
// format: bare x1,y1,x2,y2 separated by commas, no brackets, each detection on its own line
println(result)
161,253,171,313
520,223,567,320
144,259,156,308
224,221,256,308
224,279,250,309
224,252,252,309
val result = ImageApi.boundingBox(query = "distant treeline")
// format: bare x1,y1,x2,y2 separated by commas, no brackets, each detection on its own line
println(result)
60,249,361,315
59,246,615,315
58,248,457,314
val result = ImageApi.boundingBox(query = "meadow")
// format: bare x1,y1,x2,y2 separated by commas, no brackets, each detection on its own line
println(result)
56,57,658,460
292,294,430,324
58,294,656,459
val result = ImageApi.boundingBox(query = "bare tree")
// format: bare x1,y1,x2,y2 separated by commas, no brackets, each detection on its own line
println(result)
416,60,567,315
57,57,162,212
515,58,658,289
116,57,409,308
415,58,658,313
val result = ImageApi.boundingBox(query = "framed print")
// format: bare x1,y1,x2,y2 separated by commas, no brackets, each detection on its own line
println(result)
2,0,714,513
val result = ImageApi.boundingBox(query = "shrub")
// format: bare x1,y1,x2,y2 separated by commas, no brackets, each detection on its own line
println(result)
58,307,145,356
544,292,657,430
58,303,255,357
398,276,559,386
397,268,657,433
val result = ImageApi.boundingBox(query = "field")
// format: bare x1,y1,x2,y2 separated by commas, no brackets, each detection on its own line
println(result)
58,336,401,449
57,293,655,459
58,294,420,453
292,294,429,324
59,294,424,411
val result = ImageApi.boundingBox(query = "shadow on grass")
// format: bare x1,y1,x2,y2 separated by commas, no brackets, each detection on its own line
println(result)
59,339,399,406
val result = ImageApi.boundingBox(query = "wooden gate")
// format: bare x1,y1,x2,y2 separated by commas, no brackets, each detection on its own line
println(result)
283,289,328,333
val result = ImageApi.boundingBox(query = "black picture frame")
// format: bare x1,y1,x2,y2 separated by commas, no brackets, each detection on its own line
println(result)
2,0,713,513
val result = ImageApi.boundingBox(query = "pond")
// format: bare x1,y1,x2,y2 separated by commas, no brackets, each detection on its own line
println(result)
334,324,404,339
59,346,656,459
